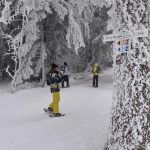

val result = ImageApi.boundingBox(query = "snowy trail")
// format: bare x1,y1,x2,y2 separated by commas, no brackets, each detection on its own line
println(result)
0,69,113,150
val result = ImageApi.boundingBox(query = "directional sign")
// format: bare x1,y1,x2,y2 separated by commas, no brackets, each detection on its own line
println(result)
114,39,131,54
103,29,148,42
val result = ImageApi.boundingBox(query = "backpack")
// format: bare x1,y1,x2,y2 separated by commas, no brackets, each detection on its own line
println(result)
96,66,100,73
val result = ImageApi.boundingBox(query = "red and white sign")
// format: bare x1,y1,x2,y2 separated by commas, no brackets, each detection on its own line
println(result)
114,39,131,54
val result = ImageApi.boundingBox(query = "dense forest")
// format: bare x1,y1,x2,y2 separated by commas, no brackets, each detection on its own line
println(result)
0,0,113,91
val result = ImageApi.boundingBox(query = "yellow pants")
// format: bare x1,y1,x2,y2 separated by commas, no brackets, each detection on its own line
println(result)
49,92,60,114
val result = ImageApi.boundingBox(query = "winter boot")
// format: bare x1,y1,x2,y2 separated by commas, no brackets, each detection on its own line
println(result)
44,107,53,113
48,107,53,112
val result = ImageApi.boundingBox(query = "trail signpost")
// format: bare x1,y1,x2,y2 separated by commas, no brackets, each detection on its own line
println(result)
103,29,148,54
114,39,131,54
103,29,148,42
103,29,148,64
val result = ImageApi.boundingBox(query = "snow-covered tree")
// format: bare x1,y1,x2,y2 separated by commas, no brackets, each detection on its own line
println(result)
0,0,86,91
105,0,150,149
0,0,114,91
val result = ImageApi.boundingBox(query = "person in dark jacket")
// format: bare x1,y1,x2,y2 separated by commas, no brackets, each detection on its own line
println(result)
61,62,70,88
47,63,63,117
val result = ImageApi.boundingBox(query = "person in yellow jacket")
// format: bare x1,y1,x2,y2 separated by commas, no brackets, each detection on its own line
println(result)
92,63,100,88
46,63,63,117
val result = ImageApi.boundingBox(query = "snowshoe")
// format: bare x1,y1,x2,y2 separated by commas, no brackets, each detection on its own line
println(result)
49,113,65,117
44,108,53,113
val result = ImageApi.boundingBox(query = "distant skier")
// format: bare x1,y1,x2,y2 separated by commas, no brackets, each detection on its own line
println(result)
61,62,70,88
46,63,64,117
92,63,100,88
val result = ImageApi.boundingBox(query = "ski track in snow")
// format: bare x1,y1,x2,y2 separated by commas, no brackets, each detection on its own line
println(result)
0,68,113,150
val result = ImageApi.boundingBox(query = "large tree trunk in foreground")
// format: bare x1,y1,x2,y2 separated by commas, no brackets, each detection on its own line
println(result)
105,0,150,149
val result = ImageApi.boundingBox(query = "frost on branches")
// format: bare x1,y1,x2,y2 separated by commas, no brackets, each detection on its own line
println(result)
104,0,150,149
0,0,85,91
0,0,113,91
0,0,42,91
66,8,85,54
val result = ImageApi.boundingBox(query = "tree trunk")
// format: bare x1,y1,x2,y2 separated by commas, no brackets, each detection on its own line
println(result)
40,31,46,87
105,0,150,149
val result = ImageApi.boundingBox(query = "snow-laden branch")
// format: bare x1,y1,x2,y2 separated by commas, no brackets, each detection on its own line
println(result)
2,66,13,78
66,8,85,54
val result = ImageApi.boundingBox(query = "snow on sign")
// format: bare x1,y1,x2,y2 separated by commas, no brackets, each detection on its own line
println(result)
114,39,131,54
103,29,148,42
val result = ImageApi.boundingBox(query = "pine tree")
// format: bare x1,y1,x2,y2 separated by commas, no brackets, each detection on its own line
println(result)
105,0,150,149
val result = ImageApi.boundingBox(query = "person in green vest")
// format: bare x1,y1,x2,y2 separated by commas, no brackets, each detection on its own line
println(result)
92,63,100,88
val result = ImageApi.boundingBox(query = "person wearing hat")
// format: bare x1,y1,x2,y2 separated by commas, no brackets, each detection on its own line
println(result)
92,63,100,88
46,63,63,117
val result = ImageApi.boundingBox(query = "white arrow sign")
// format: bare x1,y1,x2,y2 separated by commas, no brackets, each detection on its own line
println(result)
103,29,148,42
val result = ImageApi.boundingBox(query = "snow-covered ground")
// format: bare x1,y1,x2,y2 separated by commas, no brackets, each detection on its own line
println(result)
0,81,10,94
0,68,113,150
